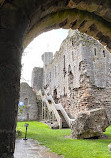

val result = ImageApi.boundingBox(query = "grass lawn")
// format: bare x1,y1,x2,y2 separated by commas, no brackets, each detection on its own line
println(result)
17,121,111,158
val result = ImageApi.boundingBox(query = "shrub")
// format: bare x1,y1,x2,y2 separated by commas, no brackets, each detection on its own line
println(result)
16,129,22,137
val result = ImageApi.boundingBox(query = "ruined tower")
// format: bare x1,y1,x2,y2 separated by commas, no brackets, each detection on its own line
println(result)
31,67,43,92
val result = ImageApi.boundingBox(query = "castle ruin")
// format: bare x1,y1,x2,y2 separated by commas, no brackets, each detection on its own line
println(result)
18,82,38,121
31,30,111,138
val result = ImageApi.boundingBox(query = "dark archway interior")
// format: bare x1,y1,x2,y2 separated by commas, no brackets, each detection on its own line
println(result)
0,0,111,157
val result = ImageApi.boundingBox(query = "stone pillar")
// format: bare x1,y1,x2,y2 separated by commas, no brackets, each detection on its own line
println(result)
0,6,28,158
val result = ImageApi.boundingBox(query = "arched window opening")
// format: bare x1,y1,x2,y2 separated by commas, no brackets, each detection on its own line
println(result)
72,40,74,46
103,50,105,57
94,48,96,56
24,98,28,105
63,55,66,77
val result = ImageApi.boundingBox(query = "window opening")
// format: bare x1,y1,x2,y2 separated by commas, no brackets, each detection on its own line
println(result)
103,50,105,57
94,48,96,56
24,98,28,105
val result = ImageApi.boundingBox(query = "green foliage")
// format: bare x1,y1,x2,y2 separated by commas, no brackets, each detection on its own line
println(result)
18,105,25,113
17,121,111,158
16,128,22,137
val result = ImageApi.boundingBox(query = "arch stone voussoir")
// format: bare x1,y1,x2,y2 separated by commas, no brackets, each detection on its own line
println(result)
24,8,111,52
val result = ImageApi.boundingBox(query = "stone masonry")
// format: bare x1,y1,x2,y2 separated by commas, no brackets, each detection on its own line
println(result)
32,30,111,123
18,82,38,121
31,67,43,92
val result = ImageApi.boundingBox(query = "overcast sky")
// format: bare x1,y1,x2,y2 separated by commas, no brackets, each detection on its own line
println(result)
21,29,68,85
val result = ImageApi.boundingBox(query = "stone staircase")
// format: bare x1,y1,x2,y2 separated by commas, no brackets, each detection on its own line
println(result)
57,110,69,128
39,89,75,128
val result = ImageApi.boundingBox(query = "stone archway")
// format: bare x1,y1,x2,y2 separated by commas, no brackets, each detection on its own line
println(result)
0,0,111,157
23,0,111,52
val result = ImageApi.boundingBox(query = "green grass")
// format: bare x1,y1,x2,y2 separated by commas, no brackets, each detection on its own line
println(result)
17,121,111,158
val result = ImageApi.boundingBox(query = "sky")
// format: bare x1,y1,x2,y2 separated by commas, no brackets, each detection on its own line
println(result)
21,29,69,85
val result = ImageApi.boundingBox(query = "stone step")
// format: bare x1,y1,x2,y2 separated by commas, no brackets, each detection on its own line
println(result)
57,110,69,128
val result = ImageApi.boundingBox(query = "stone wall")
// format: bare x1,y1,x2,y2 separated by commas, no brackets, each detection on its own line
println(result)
31,67,43,92
42,30,111,123
36,94,43,121
18,82,38,121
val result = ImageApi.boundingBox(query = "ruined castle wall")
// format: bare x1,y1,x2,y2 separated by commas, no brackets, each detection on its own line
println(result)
31,67,43,92
43,40,82,98
18,82,38,121
42,30,111,122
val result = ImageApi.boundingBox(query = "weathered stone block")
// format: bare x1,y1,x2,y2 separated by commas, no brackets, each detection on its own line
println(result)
71,108,109,139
